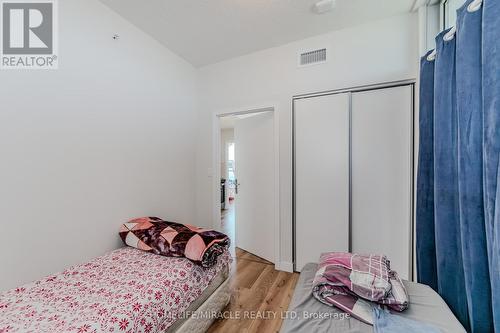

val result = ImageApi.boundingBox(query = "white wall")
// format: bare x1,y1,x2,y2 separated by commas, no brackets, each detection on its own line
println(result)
0,0,198,291
195,14,419,268
443,0,466,29
418,4,441,55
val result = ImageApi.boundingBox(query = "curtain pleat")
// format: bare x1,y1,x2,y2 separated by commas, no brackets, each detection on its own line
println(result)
416,50,438,291
455,2,494,332
433,29,470,330
482,0,500,331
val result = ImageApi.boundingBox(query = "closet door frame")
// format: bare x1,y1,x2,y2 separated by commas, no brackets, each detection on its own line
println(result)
292,79,416,279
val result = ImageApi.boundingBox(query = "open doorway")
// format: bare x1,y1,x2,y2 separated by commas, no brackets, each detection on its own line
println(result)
219,118,236,254
215,109,278,265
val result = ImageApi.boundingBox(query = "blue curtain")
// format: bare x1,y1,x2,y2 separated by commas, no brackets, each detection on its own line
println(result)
417,1,499,332
456,3,493,333
482,0,500,331
433,28,471,329
416,50,437,291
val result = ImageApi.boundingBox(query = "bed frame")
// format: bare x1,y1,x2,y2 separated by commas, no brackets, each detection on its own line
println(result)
170,278,231,333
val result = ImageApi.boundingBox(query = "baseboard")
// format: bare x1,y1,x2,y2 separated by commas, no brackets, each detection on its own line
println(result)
277,261,294,273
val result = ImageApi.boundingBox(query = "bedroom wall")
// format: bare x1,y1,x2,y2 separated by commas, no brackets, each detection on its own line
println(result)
195,14,419,270
0,0,198,291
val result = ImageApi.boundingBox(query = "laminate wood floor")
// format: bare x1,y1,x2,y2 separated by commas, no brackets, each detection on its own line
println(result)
207,248,299,333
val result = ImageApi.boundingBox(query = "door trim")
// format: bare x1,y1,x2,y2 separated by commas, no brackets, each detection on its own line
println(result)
212,103,282,271
292,79,416,279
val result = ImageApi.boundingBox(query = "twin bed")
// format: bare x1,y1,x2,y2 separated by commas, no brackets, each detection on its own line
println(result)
0,247,231,333
280,263,467,333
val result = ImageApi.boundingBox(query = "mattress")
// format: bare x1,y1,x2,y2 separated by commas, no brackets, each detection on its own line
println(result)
0,247,231,333
280,263,466,333
166,265,229,332
168,278,231,333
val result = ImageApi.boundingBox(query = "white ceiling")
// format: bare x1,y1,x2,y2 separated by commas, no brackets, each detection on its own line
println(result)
99,0,414,67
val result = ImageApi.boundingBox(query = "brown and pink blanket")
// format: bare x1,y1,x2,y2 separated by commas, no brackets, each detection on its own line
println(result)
119,217,230,267
312,252,409,324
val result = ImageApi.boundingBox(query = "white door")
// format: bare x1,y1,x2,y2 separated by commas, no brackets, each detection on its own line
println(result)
294,93,350,271
234,111,275,262
351,86,412,279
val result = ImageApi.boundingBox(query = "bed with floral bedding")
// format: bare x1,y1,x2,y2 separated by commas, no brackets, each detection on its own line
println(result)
0,247,231,333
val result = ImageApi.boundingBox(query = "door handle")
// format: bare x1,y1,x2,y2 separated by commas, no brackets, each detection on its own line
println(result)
235,180,240,194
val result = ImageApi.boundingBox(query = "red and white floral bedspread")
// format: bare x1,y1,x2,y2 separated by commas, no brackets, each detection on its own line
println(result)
0,247,231,333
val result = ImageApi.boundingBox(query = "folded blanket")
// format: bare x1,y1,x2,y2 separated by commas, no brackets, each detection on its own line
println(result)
119,217,230,267
312,252,409,324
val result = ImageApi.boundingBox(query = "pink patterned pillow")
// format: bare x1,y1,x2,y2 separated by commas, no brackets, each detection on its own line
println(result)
119,217,230,267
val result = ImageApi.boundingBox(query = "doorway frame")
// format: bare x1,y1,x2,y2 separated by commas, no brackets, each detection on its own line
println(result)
212,104,281,270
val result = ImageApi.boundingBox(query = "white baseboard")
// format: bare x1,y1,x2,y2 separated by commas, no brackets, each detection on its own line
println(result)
276,261,294,273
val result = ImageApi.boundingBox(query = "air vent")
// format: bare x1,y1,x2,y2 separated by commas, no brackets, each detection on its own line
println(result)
299,48,327,67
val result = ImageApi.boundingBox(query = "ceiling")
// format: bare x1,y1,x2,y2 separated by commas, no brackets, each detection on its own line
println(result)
99,0,415,67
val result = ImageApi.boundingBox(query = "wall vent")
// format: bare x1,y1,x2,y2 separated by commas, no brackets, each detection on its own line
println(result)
298,48,327,67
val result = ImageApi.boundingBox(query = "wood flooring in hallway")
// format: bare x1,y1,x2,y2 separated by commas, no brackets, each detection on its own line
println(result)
212,200,299,332
207,248,299,333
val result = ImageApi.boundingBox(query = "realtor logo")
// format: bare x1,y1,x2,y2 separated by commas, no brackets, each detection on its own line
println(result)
1,0,58,69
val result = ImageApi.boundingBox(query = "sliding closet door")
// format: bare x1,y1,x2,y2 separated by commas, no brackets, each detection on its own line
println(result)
351,86,413,279
294,93,350,272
